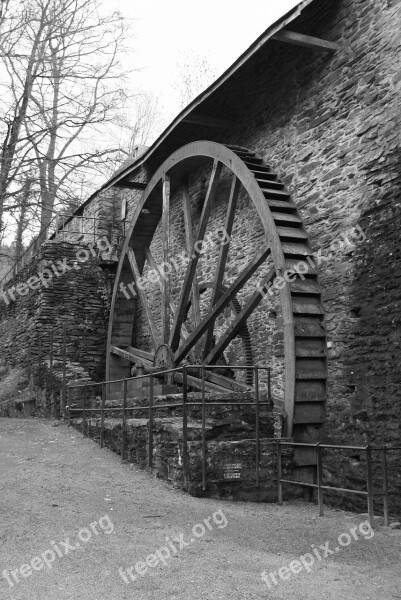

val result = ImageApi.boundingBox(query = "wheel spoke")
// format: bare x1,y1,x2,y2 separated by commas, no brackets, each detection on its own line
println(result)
169,159,223,351
174,246,271,364
205,266,276,364
202,175,240,358
161,176,171,343
145,248,191,342
127,248,159,349
182,176,201,329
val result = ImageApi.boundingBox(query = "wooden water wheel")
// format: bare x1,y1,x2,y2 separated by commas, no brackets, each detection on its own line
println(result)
106,141,327,464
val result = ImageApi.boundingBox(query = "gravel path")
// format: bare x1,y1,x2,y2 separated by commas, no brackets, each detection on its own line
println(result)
0,418,400,600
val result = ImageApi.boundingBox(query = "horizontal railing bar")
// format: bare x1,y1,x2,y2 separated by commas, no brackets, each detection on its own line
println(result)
129,366,184,380
185,401,272,407
320,485,368,496
191,364,270,370
69,406,146,412
69,401,274,411
278,442,317,447
280,479,369,497
278,442,368,451
280,479,318,489
321,444,369,451
69,382,103,389
69,365,273,390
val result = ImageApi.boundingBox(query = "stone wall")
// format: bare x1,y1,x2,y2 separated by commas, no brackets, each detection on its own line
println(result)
219,0,401,445
204,0,401,511
68,391,294,501
1,0,400,512
0,240,114,410
103,0,401,511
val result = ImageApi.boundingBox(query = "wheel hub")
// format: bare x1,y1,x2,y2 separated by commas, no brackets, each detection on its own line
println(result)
153,344,175,370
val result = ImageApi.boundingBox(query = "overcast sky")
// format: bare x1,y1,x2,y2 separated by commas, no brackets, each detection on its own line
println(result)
114,0,301,122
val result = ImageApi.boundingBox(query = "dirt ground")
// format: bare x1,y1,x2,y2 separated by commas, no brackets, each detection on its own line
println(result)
0,418,400,600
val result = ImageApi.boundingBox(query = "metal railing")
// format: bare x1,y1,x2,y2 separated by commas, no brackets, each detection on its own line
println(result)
0,214,124,287
67,364,275,490
373,445,401,526
66,364,401,525
24,324,69,418
277,442,401,527
1,214,59,287
277,442,374,525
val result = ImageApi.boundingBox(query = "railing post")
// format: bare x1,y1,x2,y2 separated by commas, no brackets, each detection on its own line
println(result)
255,366,260,489
49,329,54,411
366,444,374,527
62,324,67,418
382,444,389,527
67,386,72,427
148,375,154,469
316,442,324,516
82,385,87,436
122,378,128,462
201,365,206,492
38,334,42,387
182,366,188,486
27,340,31,379
277,441,283,505
268,367,273,407
100,382,106,448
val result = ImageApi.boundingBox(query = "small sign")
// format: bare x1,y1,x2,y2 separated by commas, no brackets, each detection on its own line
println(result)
223,463,242,481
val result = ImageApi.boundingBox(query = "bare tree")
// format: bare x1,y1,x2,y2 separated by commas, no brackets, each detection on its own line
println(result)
0,0,52,235
128,92,162,151
173,51,217,110
25,0,131,232
0,0,133,238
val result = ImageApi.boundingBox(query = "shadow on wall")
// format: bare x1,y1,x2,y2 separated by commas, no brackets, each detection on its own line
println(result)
322,148,401,517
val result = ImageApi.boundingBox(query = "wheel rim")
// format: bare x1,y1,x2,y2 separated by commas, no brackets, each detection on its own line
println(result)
107,141,327,439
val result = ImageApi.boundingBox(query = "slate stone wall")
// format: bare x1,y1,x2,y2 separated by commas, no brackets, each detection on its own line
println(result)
0,241,114,394
105,0,401,510
1,0,400,511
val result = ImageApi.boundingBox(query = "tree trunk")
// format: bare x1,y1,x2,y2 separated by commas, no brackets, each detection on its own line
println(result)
14,180,31,260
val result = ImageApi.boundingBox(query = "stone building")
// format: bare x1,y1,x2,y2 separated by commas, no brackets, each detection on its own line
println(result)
1,0,400,506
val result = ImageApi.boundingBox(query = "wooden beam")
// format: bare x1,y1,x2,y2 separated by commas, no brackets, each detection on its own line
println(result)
127,248,159,350
111,345,153,366
187,368,253,394
205,267,276,364
170,160,223,351
271,29,338,53
127,346,154,363
182,113,233,129
145,248,192,343
113,180,148,190
161,176,171,343
174,246,271,365
173,371,237,395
